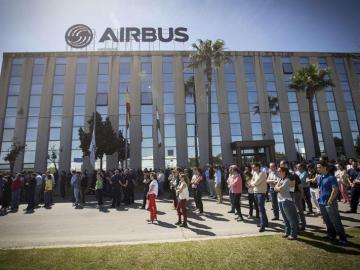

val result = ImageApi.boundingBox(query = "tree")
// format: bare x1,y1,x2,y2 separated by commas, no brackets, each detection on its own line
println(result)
188,39,229,165
184,75,199,167
47,146,59,171
289,64,334,158
117,129,130,169
3,142,26,174
79,112,121,170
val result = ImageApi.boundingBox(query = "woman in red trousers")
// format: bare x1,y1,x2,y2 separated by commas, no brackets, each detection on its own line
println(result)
147,172,158,223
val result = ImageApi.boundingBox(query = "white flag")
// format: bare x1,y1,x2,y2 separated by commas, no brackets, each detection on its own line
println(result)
89,117,96,168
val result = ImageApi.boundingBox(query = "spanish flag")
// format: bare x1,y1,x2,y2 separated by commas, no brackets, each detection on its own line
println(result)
125,88,131,129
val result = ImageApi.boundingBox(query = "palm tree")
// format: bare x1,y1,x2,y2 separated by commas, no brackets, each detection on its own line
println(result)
289,64,334,158
188,39,229,165
184,75,199,167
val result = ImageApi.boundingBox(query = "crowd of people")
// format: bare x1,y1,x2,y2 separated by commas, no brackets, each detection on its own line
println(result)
0,156,359,245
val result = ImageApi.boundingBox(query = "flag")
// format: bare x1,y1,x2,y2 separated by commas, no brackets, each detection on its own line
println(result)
156,107,162,148
125,87,131,129
89,113,96,168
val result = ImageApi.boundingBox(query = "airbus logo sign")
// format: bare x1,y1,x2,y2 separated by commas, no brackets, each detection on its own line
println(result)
65,24,189,49
65,24,94,48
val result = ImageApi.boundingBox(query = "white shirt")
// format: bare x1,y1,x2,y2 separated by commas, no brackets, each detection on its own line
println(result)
148,179,158,196
215,169,222,185
178,182,189,200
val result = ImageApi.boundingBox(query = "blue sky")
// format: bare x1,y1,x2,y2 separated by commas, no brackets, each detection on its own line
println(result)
0,0,359,69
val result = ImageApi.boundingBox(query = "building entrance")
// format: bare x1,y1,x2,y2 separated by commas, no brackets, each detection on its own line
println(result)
231,140,276,167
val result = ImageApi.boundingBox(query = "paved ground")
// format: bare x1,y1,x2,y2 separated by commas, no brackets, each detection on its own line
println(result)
0,193,358,249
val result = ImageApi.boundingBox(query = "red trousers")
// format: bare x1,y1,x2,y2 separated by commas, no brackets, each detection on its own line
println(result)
176,199,187,223
147,193,157,221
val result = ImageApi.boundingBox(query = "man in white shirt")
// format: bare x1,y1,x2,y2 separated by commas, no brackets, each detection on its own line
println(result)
215,166,222,203
267,163,280,220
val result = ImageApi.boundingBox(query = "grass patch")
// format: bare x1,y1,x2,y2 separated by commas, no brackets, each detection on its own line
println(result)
0,228,359,270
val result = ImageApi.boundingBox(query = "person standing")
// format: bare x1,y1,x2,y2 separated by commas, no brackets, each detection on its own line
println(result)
335,162,350,204
1,176,12,215
141,172,151,209
147,172,158,223
208,166,216,198
191,167,204,214
34,172,43,208
25,173,37,212
317,160,347,245
125,169,135,204
175,173,189,227
157,169,165,197
245,165,259,219
80,171,88,204
298,163,313,214
11,173,22,212
110,170,122,209
71,171,81,208
120,170,130,205
306,164,321,215
346,160,360,213
275,167,299,240
267,162,280,220
227,165,243,221
44,174,53,209
169,169,179,209
215,166,223,203
251,163,268,232
95,171,104,208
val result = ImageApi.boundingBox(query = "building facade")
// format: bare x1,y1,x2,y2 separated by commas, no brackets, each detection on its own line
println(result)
0,51,359,172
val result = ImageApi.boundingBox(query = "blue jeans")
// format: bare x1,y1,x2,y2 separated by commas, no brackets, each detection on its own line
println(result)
270,188,279,219
11,189,21,210
255,193,268,228
279,200,299,238
74,187,81,205
319,202,347,241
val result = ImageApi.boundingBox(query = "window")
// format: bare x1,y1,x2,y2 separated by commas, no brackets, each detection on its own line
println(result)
141,93,153,105
96,94,108,106
98,63,109,75
52,95,63,106
282,63,293,74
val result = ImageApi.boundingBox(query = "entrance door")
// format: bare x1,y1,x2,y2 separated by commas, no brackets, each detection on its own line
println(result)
231,140,276,168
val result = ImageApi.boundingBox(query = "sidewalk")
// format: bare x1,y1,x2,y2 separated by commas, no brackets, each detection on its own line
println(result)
0,194,358,249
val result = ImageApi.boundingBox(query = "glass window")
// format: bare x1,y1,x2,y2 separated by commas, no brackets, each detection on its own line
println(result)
73,106,84,115
49,128,61,140
11,64,22,76
98,63,109,75
26,128,37,141
55,64,66,76
120,62,130,74
23,151,36,163
27,117,38,128
282,63,293,74
2,129,14,141
141,93,153,105
7,96,18,108
97,82,109,93
52,95,63,106
163,93,173,104
29,96,41,107
74,95,85,107
142,126,152,137
96,94,108,106
73,115,84,126
164,114,175,124
4,117,16,128
50,116,62,127
141,114,153,125
5,108,16,116
8,84,20,95
141,62,152,74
